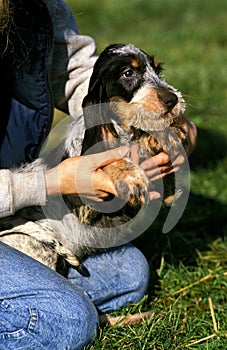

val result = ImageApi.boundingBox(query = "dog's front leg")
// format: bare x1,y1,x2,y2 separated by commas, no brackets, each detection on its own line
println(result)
103,158,149,207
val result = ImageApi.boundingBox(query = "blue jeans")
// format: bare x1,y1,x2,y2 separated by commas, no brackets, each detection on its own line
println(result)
0,242,149,350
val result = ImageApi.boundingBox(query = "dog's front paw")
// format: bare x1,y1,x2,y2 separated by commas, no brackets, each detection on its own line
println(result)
104,159,149,207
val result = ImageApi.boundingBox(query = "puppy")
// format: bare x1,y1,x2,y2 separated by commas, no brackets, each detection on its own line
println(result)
0,44,188,275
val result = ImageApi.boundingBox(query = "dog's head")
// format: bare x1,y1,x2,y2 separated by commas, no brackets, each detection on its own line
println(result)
82,43,186,154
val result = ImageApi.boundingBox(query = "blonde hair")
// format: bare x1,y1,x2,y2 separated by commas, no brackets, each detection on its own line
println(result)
0,0,11,30
0,0,13,56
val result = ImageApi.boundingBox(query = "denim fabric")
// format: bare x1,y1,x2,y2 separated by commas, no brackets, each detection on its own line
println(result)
68,244,150,313
0,242,149,349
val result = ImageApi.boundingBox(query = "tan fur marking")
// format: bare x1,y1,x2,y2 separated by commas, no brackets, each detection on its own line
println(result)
101,125,118,148
131,59,140,68
154,58,161,70
101,125,114,140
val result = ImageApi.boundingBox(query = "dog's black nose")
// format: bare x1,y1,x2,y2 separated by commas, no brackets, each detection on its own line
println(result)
158,88,178,111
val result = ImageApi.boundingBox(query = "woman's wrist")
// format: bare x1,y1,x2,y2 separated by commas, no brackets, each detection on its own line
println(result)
45,167,60,196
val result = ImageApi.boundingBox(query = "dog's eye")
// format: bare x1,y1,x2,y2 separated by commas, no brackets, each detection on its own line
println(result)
122,69,135,78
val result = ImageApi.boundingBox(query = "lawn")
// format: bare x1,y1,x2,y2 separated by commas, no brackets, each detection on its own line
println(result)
63,1,227,348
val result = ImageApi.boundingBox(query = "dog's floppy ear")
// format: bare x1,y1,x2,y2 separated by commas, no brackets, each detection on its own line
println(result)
81,81,118,156
82,49,111,107
81,99,118,155
82,81,105,108
81,47,123,155
81,59,108,155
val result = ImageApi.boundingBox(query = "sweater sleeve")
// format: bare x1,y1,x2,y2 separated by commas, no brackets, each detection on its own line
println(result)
0,170,47,218
46,0,98,118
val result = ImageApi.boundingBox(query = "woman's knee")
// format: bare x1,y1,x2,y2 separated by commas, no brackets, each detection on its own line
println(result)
119,244,150,300
68,244,150,312
96,244,150,311
40,291,98,349
29,281,99,349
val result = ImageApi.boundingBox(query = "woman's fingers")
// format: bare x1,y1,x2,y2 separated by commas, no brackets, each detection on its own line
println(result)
140,152,170,172
130,144,140,164
140,152,185,180
149,191,161,200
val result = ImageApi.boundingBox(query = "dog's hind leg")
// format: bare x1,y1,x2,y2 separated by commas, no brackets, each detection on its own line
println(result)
0,221,89,276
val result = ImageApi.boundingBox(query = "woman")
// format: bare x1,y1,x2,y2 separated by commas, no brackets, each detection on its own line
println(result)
0,0,197,349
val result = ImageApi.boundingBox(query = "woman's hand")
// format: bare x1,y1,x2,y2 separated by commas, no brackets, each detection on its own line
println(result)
130,116,197,200
130,146,175,200
45,146,128,200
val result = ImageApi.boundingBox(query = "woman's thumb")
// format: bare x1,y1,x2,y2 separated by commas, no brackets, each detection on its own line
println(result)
91,146,129,169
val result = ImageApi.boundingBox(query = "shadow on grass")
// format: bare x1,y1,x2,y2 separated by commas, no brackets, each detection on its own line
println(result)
190,126,227,169
134,126,227,289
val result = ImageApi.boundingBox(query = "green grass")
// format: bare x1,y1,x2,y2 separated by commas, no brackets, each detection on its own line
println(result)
64,1,227,348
